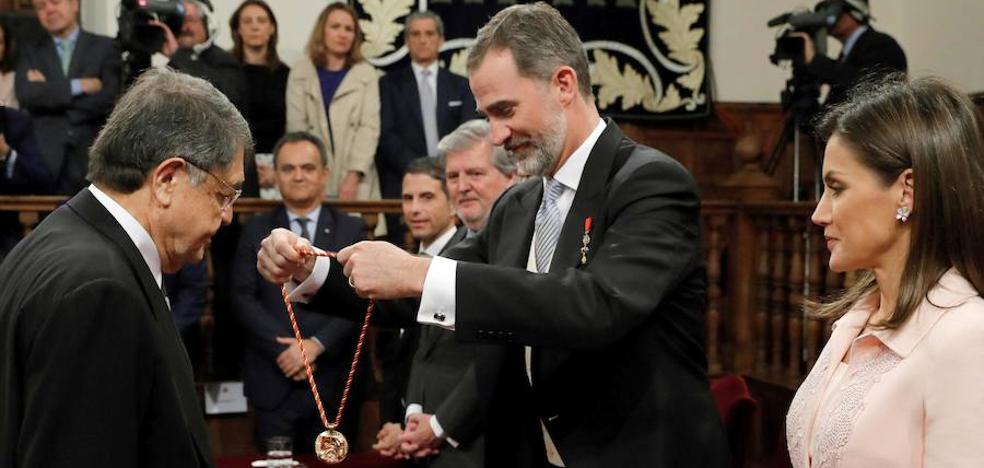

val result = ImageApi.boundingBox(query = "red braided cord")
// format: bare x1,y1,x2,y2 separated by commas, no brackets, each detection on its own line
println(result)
280,249,374,430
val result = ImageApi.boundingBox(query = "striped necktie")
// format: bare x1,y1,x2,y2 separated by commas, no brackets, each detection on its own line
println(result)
534,178,566,273
418,68,439,157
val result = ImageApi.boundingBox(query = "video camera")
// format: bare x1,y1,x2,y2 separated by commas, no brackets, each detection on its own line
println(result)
118,0,185,54
117,0,213,54
767,3,843,65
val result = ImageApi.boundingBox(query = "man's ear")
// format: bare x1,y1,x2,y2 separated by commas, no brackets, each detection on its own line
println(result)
553,65,580,107
151,157,186,207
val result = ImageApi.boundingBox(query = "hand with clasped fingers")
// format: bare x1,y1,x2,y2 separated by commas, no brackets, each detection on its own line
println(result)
372,422,409,459
399,413,442,459
274,337,321,381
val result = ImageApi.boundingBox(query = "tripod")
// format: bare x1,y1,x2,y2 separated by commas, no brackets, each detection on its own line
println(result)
763,74,822,202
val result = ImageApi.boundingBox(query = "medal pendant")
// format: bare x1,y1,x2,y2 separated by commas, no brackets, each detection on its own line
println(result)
315,429,349,464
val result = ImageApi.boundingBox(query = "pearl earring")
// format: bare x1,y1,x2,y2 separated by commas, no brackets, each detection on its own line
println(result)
896,206,911,223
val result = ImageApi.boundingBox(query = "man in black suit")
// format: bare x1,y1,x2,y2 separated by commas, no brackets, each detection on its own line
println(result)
257,4,728,467
0,68,251,467
794,0,906,106
372,157,459,455
232,131,368,452
15,0,120,195
377,11,478,244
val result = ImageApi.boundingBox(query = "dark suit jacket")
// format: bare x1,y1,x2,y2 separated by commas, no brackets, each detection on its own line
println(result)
15,30,120,194
232,205,368,412
404,227,522,468
806,26,907,106
0,188,211,467
439,120,729,467
376,66,478,199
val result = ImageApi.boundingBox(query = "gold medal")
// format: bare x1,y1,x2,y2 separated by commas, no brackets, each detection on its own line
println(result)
315,429,349,464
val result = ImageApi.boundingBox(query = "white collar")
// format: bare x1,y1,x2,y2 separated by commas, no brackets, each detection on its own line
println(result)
287,205,321,225
419,225,458,257
411,61,439,76
88,184,163,288
550,118,606,192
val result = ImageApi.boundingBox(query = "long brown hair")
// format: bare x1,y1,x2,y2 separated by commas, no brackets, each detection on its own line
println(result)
229,0,284,69
810,74,984,328
306,2,364,69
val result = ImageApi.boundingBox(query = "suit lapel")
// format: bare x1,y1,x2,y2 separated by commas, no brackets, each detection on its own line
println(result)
498,181,541,269
67,31,87,78
38,37,64,80
402,68,425,137
549,122,623,271
313,205,337,251
67,189,170,319
67,189,212,463
435,68,452,135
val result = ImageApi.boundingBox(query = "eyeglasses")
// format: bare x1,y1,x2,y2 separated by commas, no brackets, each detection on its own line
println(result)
183,158,242,211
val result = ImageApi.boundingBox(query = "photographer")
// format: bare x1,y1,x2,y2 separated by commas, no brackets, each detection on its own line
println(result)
155,0,246,112
791,0,906,106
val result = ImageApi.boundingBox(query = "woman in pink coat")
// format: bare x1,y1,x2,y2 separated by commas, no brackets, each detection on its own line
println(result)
786,75,984,467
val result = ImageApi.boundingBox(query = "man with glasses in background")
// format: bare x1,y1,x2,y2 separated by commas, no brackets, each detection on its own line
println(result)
0,68,252,467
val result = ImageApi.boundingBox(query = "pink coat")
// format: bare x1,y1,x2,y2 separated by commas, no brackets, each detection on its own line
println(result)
786,269,984,467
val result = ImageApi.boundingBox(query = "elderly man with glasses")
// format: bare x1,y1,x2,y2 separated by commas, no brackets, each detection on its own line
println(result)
0,67,252,468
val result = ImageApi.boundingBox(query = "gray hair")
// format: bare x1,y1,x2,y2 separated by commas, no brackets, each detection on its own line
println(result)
87,67,253,193
404,11,444,39
272,131,328,168
437,119,516,176
466,2,592,98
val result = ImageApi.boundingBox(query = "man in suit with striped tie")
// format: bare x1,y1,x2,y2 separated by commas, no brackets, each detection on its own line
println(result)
258,4,729,467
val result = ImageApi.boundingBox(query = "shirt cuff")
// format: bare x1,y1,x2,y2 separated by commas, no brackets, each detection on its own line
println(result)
70,79,83,96
287,251,330,303
310,336,323,350
417,256,457,330
405,403,423,423
430,415,458,448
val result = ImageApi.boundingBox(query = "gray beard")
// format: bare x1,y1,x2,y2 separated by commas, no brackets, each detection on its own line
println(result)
509,112,566,177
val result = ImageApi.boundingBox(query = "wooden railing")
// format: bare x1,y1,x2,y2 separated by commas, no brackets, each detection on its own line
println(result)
1,193,843,389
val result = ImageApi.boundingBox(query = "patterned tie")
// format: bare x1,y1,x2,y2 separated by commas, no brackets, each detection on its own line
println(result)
294,217,311,241
534,178,566,273
58,40,73,75
418,68,439,157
